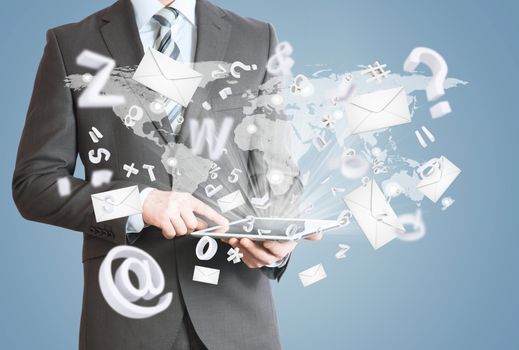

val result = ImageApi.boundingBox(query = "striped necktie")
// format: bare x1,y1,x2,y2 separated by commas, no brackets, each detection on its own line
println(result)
152,7,183,135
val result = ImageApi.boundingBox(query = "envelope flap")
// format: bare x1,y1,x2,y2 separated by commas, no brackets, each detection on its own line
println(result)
149,48,203,81
91,186,139,206
220,191,238,203
91,193,105,201
440,156,461,176
367,181,404,232
301,265,320,277
132,51,157,78
197,266,218,276
112,186,140,206
379,210,404,231
344,181,371,211
96,186,137,207
350,87,404,113
368,180,393,221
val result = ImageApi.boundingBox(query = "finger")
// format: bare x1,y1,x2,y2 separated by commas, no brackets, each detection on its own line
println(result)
237,243,266,269
192,198,229,227
161,220,176,240
263,240,297,259
196,217,208,230
241,255,263,269
228,238,239,247
180,209,198,233
239,238,278,266
305,232,323,241
221,237,239,246
170,215,188,236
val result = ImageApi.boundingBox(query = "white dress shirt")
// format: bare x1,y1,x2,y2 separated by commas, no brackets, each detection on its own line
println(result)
131,0,197,63
126,0,197,236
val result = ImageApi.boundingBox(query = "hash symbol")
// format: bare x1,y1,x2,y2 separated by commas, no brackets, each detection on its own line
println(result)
361,61,391,83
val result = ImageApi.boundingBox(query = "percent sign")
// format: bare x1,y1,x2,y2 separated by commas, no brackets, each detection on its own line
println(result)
209,164,221,180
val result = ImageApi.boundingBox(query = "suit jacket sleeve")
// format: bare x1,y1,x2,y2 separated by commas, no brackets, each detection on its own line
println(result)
12,29,140,245
254,23,304,281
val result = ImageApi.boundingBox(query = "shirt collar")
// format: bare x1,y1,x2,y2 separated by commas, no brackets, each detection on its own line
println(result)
173,0,196,26
131,0,197,30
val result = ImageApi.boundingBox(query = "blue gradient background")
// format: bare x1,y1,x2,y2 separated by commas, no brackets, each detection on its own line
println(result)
0,1,516,349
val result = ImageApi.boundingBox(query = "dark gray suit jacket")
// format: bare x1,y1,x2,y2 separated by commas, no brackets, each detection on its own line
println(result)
13,0,301,349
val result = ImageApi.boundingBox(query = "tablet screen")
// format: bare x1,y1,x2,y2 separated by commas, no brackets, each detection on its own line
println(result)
237,218,307,238
192,217,339,240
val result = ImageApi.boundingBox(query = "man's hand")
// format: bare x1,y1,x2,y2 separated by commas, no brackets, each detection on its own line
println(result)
226,232,323,269
142,190,228,239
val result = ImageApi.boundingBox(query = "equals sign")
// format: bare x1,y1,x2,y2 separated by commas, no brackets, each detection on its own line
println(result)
415,126,435,148
89,127,103,143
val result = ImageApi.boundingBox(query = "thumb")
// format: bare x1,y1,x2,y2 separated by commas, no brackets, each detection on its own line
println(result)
305,232,323,241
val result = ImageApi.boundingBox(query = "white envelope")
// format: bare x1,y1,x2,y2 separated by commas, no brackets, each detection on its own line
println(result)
133,48,203,107
416,156,461,203
91,186,142,223
217,190,245,213
192,265,220,285
345,87,411,134
298,264,327,287
344,180,403,250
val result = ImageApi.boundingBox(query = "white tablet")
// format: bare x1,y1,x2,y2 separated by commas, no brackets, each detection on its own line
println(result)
190,216,341,241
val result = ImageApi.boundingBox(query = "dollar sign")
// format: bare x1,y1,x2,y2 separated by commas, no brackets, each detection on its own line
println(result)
88,148,111,164
267,42,294,77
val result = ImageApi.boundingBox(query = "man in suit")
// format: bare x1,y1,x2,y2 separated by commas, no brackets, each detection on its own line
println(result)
13,0,320,349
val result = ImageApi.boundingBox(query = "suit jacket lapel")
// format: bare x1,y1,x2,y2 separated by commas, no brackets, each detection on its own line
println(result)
100,0,175,145
99,0,144,66
179,0,231,145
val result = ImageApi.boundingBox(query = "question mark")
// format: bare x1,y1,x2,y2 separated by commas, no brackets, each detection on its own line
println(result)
404,47,451,119
230,61,258,79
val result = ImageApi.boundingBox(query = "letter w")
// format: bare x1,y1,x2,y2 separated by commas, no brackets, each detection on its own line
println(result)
189,117,234,160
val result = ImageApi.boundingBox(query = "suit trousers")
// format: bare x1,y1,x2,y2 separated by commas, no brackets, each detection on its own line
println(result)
173,266,207,350
172,312,207,350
